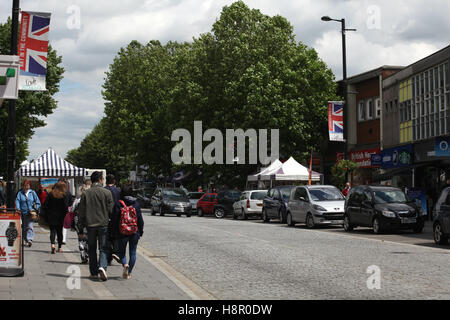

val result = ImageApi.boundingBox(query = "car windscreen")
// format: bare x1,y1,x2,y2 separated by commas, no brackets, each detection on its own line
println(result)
162,190,188,200
230,191,242,201
280,188,293,199
309,188,344,201
373,190,410,204
250,191,267,200
189,193,204,199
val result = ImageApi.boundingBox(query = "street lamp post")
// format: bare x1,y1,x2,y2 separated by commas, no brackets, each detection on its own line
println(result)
321,16,356,182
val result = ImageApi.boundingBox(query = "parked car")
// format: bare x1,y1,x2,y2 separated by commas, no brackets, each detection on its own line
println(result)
286,185,345,228
133,188,152,209
196,193,217,217
432,187,450,245
188,192,205,214
262,186,296,223
150,188,192,217
232,190,267,220
213,190,242,219
343,185,426,234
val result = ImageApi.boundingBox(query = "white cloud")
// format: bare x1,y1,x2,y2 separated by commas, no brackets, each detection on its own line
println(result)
0,0,448,163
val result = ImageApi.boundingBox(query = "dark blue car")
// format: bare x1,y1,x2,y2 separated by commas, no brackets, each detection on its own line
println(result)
262,185,295,223
433,187,450,245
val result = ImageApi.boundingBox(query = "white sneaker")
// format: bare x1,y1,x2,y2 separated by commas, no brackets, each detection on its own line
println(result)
98,267,108,281
122,264,129,279
112,254,121,264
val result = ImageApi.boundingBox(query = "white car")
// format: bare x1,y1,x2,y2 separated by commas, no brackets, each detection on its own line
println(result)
232,190,268,220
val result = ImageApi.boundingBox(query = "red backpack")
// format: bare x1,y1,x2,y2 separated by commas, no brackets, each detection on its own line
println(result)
119,200,138,235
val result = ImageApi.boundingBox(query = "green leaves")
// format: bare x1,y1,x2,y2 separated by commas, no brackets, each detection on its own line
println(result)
68,1,339,189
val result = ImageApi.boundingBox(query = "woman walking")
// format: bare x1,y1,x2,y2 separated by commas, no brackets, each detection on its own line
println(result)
113,185,144,279
41,181,68,253
15,180,41,247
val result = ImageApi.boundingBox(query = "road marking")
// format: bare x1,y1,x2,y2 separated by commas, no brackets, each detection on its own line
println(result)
137,245,216,300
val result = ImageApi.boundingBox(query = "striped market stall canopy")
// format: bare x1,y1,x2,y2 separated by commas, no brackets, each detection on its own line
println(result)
19,148,86,177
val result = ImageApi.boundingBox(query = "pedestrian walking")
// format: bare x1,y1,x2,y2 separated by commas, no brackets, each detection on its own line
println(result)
342,182,351,197
58,178,74,245
15,180,41,247
78,171,114,281
40,181,68,253
71,181,91,263
37,184,48,207
114,184,144,280
104,174,121,264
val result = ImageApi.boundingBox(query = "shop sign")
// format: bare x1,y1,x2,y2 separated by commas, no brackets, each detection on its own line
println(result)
435,136,450,157
371,154,382,167
349,148,380,168
381,144,413,168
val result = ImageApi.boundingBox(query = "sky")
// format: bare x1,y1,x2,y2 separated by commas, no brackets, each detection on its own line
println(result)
0,0,449,162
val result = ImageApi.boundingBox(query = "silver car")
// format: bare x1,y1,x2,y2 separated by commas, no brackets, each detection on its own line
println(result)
286,185,345,228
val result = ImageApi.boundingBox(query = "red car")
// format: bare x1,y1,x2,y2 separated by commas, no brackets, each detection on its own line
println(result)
196,193,217,217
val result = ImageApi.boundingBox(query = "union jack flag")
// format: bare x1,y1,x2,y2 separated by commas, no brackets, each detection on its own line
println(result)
328,101,344,141
19,12,51,76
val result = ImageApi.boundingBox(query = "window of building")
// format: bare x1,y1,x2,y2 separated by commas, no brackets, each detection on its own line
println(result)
375,98,381,118
358,101,365,121
366,99,373,120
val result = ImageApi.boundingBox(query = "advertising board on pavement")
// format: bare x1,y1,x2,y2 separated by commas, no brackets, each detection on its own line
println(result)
0,213,22,273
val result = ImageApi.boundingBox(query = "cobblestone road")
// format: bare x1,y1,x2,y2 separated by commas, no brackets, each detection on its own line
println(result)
139,212,450,300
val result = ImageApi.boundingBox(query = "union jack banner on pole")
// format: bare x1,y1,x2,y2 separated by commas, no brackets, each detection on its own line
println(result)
18,11,51,91
328,101,344,142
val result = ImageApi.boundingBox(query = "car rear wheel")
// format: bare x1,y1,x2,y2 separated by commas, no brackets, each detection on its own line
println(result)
343,214,354,232
241,209,248,220
262,209,270,223
214,208,225,219
373,217,384,234
433,222,448,245
287,212,295,227
306,213,315,229
197,208,203,217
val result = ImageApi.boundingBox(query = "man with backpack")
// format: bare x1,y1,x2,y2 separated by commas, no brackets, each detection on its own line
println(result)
78,171,114,281
115,184,144,279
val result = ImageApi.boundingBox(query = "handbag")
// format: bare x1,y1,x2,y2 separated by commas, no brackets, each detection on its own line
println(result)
63,211,76,229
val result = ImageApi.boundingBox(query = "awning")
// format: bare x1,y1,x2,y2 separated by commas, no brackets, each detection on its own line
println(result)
19,148,86,177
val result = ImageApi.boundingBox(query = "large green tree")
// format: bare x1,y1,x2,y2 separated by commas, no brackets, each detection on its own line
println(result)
68,1,339,189
0,18,64,174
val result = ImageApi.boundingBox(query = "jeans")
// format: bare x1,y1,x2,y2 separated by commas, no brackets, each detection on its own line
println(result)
22,213,34,242
87,226,109,276
118,233,139,274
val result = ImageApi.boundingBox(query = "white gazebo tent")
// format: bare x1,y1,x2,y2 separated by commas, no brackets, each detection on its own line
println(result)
246,157,323,189
16,148,86,194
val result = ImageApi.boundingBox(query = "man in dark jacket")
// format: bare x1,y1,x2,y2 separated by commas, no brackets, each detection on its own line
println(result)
78,171,114,281
105,174,121,264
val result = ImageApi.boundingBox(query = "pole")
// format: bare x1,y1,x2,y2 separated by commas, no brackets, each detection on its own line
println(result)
341,19,349,183
7,0,19,210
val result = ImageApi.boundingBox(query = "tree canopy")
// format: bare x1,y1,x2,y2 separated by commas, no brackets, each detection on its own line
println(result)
67,1,339,189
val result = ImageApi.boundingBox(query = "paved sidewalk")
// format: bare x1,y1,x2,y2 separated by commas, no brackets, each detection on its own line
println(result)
0,224,191,300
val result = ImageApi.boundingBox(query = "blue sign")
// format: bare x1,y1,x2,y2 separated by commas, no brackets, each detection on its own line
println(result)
381,144,413,169
370,154,382,167
435,136,450,157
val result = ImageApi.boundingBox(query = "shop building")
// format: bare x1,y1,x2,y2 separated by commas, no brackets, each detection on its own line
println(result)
344,66,403,185
381,45,450,204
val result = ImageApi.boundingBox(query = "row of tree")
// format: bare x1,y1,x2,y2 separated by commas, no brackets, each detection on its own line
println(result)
66,1,340,189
